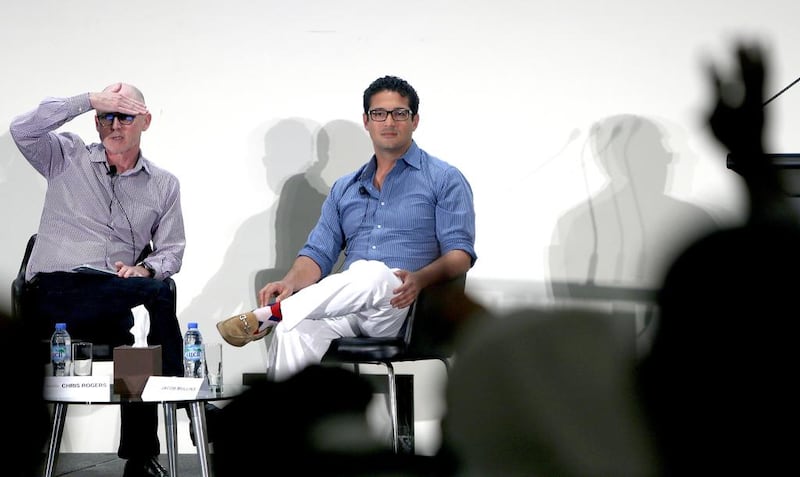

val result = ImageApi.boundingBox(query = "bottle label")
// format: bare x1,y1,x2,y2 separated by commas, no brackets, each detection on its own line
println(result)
52,345,67,361
184,344,203,361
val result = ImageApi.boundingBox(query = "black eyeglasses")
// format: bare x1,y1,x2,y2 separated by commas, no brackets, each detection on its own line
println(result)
97,112,137,127
368,108,413,122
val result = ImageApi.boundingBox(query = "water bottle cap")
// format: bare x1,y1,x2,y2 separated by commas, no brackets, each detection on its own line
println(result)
188,322,198,329
56,323,67,330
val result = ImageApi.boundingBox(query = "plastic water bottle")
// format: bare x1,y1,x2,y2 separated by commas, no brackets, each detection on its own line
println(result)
51,322,72,377
183,322,205,378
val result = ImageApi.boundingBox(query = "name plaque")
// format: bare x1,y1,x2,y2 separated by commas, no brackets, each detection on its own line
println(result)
44,376,113,401
141,376,204,401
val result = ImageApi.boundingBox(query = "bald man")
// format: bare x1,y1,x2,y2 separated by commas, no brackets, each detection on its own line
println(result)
10,83,185,477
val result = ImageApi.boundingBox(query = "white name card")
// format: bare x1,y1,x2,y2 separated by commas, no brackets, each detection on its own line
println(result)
141,376,204,401
44,375,112,401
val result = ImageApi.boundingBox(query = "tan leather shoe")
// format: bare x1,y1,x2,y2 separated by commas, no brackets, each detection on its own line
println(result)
216,312,273,347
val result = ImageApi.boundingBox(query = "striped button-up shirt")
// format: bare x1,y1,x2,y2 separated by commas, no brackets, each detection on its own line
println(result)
300,140,477,277
10,94,185,281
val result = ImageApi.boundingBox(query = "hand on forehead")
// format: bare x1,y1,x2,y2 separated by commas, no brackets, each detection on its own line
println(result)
103,82,145,104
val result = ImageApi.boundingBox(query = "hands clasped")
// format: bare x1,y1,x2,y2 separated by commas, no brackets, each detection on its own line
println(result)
114,261,151,278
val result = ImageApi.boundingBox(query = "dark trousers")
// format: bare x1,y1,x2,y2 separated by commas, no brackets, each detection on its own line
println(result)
26,271,183,459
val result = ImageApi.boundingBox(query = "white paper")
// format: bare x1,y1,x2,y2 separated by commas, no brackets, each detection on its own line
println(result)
43,375,112,401
72,264,117,275
141,376,203,401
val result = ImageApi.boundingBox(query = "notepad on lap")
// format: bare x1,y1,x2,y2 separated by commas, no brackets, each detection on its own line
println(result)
72,265,117,275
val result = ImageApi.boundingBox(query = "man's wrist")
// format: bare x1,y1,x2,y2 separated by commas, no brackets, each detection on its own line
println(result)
138,261,155,278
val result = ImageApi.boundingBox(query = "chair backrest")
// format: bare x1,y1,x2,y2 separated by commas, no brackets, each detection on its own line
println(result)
403,273,467,358
11,233,37,320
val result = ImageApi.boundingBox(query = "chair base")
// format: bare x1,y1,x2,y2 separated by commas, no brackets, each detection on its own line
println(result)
360,371,416,454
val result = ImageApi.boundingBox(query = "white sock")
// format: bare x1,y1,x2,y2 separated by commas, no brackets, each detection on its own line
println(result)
252,306,276,332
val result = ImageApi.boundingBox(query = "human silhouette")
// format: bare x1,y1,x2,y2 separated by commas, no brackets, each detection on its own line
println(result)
274,119,372,273
549,114,718,288
0,310,49,477
181,118,370,325
212,365,439,476
637,41,800,475
180,118,319,325
548,115,719,356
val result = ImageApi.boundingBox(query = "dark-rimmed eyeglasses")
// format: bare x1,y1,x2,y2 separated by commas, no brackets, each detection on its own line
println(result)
97,112,136,127
368,108,413,122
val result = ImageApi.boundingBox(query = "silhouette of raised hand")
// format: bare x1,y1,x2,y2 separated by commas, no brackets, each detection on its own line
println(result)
706,42,796,225
707,42,766,158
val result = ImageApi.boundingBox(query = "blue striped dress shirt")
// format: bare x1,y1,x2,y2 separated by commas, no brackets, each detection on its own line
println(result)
300,140,477,277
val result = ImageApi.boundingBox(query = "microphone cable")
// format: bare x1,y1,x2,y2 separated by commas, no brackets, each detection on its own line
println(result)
580,135,599,285
582,124,623,284
107,165,137,266
762,74,800,107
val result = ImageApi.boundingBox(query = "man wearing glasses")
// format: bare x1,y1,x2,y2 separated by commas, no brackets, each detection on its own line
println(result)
10,83,184,477
217,75,477,382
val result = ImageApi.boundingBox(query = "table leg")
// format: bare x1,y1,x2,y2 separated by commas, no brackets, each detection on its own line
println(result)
189,401,213,477
43,402,68,477
162,403,178,477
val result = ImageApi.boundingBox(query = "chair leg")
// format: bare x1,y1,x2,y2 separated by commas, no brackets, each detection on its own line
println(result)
384,362,399,453
45,402,68,477
162,403,178,477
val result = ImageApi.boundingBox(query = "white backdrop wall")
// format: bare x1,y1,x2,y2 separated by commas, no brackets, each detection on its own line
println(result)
3,0,800,454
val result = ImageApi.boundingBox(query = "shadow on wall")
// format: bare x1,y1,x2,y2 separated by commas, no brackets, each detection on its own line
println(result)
273,119,374,276
548,114,719,292
0,132,46,311
179,118,370,324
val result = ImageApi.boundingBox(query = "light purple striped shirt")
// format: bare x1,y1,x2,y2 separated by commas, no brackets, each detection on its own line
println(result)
300,140,477,277
10,93,185,281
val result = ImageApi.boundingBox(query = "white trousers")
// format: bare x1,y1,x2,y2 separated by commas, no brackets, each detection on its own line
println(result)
265,260,409,381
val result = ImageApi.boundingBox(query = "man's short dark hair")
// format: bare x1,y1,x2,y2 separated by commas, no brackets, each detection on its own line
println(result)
363,75,419,116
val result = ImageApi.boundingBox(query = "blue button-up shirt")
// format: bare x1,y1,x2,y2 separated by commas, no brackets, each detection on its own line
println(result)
299,141,477,277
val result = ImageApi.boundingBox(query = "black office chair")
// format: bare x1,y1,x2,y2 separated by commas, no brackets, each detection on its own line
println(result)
11,233,177,361
321,274,467,454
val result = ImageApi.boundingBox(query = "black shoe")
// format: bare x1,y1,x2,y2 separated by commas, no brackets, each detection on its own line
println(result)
123,456,168,477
